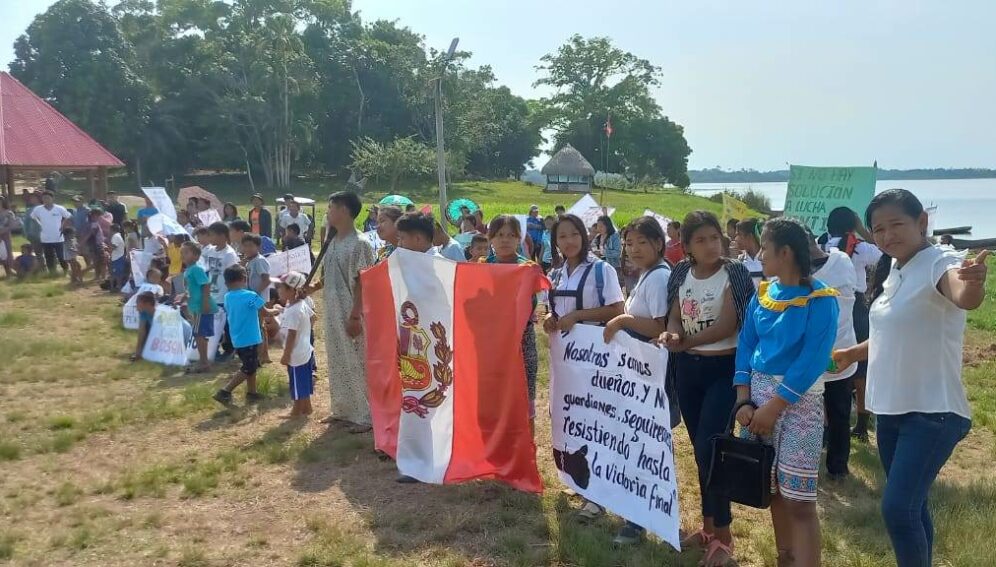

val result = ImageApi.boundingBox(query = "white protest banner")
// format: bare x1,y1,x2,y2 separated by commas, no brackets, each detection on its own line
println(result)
514,214,529,244
267,244,312,278
141,187,177,220
567,194,599,217
198,208,222,226
130,250,152,286
643,209,672,243
146,213,188,237
122,294,140,330
142,306,189,366
549,324,680,550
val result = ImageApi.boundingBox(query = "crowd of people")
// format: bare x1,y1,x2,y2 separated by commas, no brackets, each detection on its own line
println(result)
304,189,987,567
1,185,989,566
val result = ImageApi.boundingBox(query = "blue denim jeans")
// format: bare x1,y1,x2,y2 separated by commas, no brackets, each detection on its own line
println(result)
877,412,971,567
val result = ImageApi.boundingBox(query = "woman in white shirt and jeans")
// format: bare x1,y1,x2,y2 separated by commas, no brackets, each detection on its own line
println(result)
834,189,989,567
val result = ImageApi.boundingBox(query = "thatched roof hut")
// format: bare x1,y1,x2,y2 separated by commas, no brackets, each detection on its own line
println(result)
541,144,595,192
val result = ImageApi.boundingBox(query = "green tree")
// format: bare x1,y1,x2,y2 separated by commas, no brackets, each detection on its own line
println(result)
350,137,435,191
10,0,152,173
535,34,691,187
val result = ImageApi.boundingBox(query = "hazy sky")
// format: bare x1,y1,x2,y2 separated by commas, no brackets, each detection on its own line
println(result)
3,0,994,170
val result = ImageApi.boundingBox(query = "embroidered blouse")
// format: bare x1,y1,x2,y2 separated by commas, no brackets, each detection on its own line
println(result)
734,280,840,404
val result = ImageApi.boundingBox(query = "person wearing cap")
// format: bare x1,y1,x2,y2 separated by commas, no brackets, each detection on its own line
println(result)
274,271,316,418
526,205,545,263
247,194,272,238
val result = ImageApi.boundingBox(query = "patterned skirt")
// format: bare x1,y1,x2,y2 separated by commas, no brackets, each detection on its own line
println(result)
742,371,825,502
521,323,538,418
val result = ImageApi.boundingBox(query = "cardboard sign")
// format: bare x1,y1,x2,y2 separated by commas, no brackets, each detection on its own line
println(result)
130,250,153,287
267,244,312,278
146,213,188,237
784,165,877,235
142,306,189,366
549,325,680,550
198,208,222,227
642,209,672,243
141,187,176,221
122,294,140,330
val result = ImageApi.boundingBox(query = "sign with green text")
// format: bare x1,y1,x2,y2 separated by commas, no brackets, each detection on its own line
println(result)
784,165,877,235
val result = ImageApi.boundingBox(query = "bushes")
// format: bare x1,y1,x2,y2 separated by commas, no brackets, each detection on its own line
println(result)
708,188,773,215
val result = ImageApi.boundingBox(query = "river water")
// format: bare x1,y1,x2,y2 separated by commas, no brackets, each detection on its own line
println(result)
690,178,996,239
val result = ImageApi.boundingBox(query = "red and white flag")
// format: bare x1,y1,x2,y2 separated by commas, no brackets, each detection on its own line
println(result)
362,249,549,492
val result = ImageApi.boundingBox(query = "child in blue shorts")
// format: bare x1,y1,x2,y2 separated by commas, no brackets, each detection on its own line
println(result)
214,264,278,406
273,271,315,418
179,242,216,373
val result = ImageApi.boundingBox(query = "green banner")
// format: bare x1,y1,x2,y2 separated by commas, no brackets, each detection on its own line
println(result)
784,165,877,235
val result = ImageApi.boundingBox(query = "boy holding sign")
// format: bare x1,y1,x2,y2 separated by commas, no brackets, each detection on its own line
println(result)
130,292,158,362
179,242,215,374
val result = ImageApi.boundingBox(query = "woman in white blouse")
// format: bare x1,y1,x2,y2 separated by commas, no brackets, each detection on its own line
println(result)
834,189,989,567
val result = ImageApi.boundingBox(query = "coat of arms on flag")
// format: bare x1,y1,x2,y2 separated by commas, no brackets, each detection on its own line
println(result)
362,248,549,492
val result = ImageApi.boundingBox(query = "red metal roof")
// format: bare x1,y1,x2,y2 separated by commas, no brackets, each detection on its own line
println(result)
0,72,124,168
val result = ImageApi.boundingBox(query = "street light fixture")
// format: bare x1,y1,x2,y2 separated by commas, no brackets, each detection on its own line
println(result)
435,37,459,220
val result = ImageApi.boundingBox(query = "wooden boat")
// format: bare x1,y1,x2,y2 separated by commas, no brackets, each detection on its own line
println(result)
950,237,996,250
933,226,972,236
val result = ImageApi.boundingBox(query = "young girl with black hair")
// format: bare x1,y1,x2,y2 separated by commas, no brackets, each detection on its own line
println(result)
375,206,403,263
660,210,754,565
823,206,882,440
592,215,621,270
833,189,989,567
735,218,764,290
542,213,625,524
484,215,546,428
602,216,671,546
735,218,839,567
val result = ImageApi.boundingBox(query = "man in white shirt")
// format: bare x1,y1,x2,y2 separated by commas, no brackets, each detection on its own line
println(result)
30,191,72,275
278,199,312,244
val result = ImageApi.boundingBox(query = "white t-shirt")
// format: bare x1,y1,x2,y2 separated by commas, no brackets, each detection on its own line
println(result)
433,239,466,262
31,204,71,243
280,300,315,367
824,237,882,294
678,267,738,351
867,245,970,418
135,282,164,298
813,249,858,385
279,212,312,235
625,262,671,320
551,259,625,321
740,251,764,291
110,233,126,261
200,244,240,306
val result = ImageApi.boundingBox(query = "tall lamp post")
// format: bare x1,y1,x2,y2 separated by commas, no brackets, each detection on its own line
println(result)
435,37,459,220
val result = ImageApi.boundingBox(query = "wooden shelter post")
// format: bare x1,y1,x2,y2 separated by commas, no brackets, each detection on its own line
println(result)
97,167,108,200
87,170,96,200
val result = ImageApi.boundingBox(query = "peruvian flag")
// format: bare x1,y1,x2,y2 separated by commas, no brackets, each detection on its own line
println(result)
604,114,613,138
362,248,549,492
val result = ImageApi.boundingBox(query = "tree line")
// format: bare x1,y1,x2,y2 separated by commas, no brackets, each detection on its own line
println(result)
10,0,692,190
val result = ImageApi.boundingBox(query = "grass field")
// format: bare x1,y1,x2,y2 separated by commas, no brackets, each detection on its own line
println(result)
1,183,994,566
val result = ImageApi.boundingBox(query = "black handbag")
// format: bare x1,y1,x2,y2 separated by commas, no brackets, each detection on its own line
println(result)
705,400,776,509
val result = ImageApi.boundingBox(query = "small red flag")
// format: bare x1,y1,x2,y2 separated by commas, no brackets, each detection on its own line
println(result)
604,115,613,138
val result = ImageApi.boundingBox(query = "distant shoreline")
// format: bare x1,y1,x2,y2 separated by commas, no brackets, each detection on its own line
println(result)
689,168,996,184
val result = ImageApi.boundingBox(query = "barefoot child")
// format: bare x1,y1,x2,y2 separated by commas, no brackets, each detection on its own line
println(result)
274,271,315,418
180,242,215,373
131,291,157,362
62,227,84,285
213,264,277,406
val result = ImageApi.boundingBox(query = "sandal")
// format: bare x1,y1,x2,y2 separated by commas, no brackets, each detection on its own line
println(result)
681,529,715,550
575,500,604,521
701,538,736,567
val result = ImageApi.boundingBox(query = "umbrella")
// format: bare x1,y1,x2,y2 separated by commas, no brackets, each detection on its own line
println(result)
446,198,480,226
378,194,414,208
178,186,223,212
